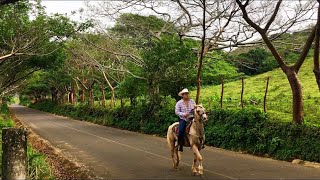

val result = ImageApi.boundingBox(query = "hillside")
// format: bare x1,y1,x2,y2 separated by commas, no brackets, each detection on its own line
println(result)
193,57,320,125
230,29,311,55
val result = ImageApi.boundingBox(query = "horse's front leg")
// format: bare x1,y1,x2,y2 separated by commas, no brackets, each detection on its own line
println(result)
192,145,203,175
192,153,198,175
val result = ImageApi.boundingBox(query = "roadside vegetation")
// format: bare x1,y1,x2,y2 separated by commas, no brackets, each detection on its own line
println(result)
30,100,320,162
2,0,320,168
198,57,320,125
0,102,53,179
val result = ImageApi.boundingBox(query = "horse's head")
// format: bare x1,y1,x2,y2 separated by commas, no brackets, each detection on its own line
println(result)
194,104,208,124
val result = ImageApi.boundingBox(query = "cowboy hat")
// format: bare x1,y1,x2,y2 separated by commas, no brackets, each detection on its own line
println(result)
178,88,189,97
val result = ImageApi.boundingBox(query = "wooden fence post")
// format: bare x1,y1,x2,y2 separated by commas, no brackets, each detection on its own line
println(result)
220,78,224,109
2,128,27,180
264,77,270,113
241,78,244,108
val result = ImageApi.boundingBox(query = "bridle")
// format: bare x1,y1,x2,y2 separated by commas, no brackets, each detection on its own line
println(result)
195,107,208,124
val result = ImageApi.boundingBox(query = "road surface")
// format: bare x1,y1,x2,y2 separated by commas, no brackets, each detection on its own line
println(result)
9,105,320,179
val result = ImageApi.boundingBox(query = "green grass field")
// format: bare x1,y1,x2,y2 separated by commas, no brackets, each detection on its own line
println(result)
193,58,320,125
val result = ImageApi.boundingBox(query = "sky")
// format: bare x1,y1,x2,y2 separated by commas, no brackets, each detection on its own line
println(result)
40,0,317,49
41,1,85,20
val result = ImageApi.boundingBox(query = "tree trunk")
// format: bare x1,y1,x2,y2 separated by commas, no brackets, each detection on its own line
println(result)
220,78,224,109
264,77,270,113
195,0,206,104
57,92,64,105
286,69,303,124
80,89,85,103
51,91,58,103
101,84,106,108
2,128,27,180
110,88,115,108
69,91,75,104
148,80,160,108
130,96,136,107
88,89,94,106
72,88,76,104
314,3,320,91
68,92,70,103
241,78,244,108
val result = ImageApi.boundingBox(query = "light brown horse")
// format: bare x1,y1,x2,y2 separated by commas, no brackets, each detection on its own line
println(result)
167,104,208,175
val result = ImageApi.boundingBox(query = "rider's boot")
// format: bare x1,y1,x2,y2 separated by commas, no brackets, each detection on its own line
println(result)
178,136,184,152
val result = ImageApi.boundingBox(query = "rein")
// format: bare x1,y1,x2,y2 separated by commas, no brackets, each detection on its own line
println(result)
188,108,206,138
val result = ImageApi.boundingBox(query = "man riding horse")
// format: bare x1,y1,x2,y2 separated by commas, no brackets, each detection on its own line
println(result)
175,88,205,152
175,88,195,152
169,88,208,175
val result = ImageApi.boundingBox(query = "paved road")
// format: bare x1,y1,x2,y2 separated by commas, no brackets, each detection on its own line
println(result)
9,105,320,179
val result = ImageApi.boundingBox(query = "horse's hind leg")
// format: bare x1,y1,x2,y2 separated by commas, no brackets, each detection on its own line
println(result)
174,145,181,168
170,147,177,169
168,137,177,169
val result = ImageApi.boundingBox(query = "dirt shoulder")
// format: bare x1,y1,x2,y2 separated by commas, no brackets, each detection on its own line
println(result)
9,108,98,180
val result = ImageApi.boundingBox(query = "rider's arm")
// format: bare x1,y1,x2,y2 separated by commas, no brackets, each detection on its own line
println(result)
190,100,196,109
175,101,184,117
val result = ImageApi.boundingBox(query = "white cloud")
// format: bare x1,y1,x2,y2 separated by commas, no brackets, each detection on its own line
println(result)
41,1,86,21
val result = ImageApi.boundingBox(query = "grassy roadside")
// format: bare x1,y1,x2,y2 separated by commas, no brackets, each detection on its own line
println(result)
193,58,320,125
0,104,54,179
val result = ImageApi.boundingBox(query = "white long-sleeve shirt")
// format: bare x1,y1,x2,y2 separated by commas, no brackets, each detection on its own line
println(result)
175,99,195,121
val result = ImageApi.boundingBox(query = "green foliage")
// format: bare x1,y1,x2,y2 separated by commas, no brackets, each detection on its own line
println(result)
207,108,320,162
117,75,146,104
232,48,277,75
230,29,313,76
27,148,53,180
195,57,320,125
21,72,50,101
202,51,243,85
30,99,177,137
111,13,175,40
0,1,90,96
141,36,197,101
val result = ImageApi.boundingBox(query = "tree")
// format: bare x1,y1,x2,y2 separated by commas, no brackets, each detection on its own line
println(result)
233,48,276,75
21,72,49,103
202,53,242,85
0,1,89,97
0,0,19,6
84,0,256,104
314,1,320,91
235,0,317,124
142,36,197,102
66,35,126,107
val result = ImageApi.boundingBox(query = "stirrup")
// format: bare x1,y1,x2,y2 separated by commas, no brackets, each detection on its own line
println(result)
178,145,183,152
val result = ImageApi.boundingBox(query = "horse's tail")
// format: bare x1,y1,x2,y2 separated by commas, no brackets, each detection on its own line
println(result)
167,122,179,148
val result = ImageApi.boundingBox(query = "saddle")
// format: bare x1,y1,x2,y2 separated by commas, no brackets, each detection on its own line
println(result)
172,121,192,147
173,121,192,135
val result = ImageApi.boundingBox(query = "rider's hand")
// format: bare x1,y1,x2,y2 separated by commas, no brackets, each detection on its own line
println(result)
183,113,189,118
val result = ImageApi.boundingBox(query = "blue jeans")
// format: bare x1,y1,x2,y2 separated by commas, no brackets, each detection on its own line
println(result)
178,119,187,138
